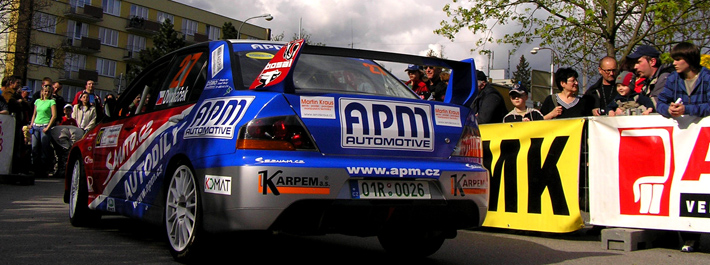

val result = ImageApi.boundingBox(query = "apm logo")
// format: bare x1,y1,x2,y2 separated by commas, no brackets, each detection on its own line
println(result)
340,98,434,151
618,127,674,216
184,97,254,139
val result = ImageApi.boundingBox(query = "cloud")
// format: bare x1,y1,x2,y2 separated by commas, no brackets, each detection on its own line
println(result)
174,0,548,80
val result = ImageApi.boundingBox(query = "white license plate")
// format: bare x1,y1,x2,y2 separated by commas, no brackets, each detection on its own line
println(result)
350,180,431,199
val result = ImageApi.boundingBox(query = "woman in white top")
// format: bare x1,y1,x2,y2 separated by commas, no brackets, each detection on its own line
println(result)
73,92,97,132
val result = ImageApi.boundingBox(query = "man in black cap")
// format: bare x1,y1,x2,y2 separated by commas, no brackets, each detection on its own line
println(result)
503,82,544,122
627,45,673,105
470,70,507,124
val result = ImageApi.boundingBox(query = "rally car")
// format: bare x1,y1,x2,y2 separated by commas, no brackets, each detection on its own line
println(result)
65,39,489,261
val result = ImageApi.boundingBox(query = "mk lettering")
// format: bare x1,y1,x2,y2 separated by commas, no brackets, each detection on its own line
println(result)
484,136,570,215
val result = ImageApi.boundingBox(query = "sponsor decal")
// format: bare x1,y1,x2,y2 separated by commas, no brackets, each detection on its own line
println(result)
300,96,335,119
84,156,94,164
255,157,305,164
156,86,188,106
246,52,274,60
259,170,330,195
105,121,155,183
204,78,231,91
346,166,441,178
254,70,281,89
451,173,488,196
183,97,254,139
211,44,224,78
107,197,115,212
250,44,283,50
249,39,304,90
435,105,462,127
95,124,122,148
205,175,231,195
340,98,434,151
283,41,301,60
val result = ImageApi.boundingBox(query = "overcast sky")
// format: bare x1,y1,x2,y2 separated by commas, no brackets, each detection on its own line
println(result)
173,0,546,80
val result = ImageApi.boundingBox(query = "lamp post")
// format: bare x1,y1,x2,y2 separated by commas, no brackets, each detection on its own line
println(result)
530,47,559,95
237,14,273,39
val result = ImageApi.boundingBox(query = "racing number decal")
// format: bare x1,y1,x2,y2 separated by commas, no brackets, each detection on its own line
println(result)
169,52,203,89
362,63,385,75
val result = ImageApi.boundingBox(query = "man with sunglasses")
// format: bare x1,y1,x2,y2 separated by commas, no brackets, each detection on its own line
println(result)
424,65,447,101
585,56,619,116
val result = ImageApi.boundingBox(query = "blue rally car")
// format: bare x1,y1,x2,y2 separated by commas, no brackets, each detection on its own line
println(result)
65,39,489,261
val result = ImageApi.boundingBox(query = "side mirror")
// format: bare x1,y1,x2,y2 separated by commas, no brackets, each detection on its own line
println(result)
103,98,117,119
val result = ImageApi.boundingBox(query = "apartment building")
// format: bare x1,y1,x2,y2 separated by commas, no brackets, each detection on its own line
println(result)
2,0,271,102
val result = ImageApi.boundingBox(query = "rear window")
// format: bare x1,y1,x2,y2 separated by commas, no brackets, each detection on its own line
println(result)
292,54,418,99
235,50,278,89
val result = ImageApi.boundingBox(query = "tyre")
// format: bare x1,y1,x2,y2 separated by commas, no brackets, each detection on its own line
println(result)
68,158,99,226
377,230,446,257
165,163,202,262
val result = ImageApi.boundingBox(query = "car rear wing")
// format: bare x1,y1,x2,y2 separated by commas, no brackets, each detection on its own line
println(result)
249,39,478,107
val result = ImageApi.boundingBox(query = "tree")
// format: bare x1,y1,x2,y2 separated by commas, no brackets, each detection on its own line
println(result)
512,55,531,89
127,19,185,82
221,21,239,39
436,0,710,70
0,0,55,80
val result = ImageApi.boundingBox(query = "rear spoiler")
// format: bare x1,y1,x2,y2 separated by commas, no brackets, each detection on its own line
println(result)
249,39,478,107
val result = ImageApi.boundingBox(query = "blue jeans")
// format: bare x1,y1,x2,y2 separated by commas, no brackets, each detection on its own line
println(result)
31,124,53,175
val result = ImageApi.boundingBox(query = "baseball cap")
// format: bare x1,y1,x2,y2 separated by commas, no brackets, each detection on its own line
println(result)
509,82,529,95
21,86,31,92
405,64,420,72
627,45,661,59
616,71,633,86
64,104,73,109
476,70,487,81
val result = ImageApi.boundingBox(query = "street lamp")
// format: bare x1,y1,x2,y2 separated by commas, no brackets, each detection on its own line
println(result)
530,47,559,95
237,14,273,39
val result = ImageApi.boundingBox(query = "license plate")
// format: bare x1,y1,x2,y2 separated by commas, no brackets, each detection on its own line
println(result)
350,180,431,199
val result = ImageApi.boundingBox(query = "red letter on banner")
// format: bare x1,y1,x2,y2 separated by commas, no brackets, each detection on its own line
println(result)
682,127,710,181
617,127,674,216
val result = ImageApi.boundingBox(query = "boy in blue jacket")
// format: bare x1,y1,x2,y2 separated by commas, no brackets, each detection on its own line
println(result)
657,42,710,118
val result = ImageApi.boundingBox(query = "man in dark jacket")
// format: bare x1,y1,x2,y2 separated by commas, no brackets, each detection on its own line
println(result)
470,70,508,124
627,45,673,106
585,56,619,115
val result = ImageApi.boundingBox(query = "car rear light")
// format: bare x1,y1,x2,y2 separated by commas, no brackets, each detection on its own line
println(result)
452,114,483,158
237,115,317,151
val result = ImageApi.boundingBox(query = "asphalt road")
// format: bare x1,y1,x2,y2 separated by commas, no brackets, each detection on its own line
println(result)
2,178,709,264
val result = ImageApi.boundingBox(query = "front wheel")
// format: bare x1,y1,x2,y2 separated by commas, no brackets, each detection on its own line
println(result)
68,158,99,226
165,163,202,262
378,230,447,257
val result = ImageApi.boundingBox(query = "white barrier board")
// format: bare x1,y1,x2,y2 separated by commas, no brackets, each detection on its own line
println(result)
0,115,16,175
589,115,710,232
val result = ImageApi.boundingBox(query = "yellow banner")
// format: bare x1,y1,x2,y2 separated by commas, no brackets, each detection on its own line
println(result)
480,118,585,233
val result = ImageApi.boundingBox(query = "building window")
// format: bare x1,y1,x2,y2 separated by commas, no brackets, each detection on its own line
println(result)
206,25,220,40
130,4,149,20
34,13,57,33
65,53,87,72
70,0,91,8
29,46,54,66
103,0,121,16
97,58,117,77
99,27,119,47
67,20,88,39
157,11,174,24
182,19,197,36
127,34,146,52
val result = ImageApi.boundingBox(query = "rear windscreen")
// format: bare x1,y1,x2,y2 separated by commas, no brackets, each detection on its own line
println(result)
292,54,418,99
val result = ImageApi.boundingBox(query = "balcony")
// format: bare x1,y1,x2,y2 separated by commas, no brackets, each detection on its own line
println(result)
62,35,101,54
59,69,99,87
64,5,103,23
182,31,209,44
126,17,160,35
123,46,144,63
